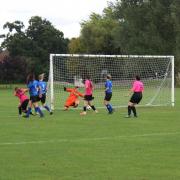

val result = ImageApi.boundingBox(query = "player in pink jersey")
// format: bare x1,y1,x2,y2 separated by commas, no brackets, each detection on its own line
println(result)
126,75,144,118
14,87,30,116
80,75,98,115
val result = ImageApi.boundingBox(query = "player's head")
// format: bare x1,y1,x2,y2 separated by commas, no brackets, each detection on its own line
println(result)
14,87,19,92
86,75,91,80
14,87,21,94
75,86,79,89
26,73,35,84
107,74,111,80
39,73,45,81
135,75,140,81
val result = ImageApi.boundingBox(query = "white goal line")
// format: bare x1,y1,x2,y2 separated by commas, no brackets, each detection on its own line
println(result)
0,131,179,146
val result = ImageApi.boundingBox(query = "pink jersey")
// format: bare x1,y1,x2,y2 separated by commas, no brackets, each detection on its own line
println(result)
85,79,93,95
132,80,144,92
15,89,29,104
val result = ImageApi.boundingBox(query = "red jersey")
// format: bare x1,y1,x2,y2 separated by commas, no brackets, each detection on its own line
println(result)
15,89,29,104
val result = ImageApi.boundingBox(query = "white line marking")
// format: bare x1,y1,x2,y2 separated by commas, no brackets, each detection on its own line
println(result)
0,132,180,146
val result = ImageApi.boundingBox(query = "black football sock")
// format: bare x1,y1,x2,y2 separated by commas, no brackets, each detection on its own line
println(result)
83,106,87,112
131,106,137,117
128,106,131,116
91,105,96,111
18,107,22,115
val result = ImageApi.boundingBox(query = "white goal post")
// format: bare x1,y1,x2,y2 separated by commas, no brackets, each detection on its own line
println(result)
48,54,174,110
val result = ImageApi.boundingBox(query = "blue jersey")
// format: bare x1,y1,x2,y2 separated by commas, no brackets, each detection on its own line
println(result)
27,80,39,96
38,81,47,95
105,79,112,93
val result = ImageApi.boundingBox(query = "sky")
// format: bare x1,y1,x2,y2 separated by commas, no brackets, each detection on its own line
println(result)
0,0,110,40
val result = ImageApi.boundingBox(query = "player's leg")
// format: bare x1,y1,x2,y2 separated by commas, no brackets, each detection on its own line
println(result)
88,95,98,113
64,99,74,110
25,99,33,117
74,99,80,108
131,93,142,117
41,94,53,114
21,99,30,114
88,101,98,113
25,96,44,118
18,104,22,116
33,101,44,117
131,104,137,117
104,93,113,114
126,101,134,117
80,99,88,115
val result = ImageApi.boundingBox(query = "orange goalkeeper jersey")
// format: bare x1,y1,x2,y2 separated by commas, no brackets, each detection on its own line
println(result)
65,88,84,106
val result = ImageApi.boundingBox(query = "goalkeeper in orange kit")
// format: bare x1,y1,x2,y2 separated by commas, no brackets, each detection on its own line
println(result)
64,86,84,110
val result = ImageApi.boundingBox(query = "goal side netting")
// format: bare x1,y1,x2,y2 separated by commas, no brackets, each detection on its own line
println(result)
47,54,174,110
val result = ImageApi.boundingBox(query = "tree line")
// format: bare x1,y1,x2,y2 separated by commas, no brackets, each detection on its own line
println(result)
0,0,179,84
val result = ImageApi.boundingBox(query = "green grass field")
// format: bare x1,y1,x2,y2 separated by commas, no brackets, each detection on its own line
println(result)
0,88,180,180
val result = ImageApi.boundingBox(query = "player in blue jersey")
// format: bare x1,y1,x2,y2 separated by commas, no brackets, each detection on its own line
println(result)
104,74,114,114
38,73,52,115
25,73,44,118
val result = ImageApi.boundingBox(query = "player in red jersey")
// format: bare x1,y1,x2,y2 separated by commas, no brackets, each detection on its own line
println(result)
14,87,30,116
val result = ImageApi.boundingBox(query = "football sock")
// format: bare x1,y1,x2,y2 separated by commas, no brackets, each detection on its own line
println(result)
91,105,96,111
18,107,22,115
83,106,87,112
35,108,38,113
26,107,32,117
128,106,131,116
108,104,113,112
44,105,50,112
131,106,137,116
35,107,44,117
106,104,113,113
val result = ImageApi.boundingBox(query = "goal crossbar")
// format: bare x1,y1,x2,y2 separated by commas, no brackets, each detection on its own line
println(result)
48,54,174,110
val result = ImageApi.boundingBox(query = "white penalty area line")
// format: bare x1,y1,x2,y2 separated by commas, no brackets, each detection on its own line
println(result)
0,132,180,146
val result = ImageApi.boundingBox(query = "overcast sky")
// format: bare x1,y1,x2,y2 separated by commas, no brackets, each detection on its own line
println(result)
0,0,110,39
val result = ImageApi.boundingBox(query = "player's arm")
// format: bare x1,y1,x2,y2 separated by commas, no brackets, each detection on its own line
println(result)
125,83,134,97
21,88,29,93
74,91,84,98
78,92,84,98
64,87,72,92
105,81,109,91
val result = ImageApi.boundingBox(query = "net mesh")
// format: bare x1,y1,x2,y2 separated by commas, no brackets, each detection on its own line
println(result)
47,55,173,109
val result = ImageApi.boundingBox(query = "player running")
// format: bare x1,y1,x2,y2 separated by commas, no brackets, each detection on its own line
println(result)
63,86,84,110
126,75,144,118
14,87,30,116
80,75,98,115
25,73,44,118
104,74,114,114
38,73,53,115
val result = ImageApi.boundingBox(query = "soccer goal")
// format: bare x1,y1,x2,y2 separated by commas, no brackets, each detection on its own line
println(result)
47,54,174,110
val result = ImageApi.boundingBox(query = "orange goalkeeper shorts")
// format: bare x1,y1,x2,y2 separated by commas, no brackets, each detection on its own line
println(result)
65,100,76,107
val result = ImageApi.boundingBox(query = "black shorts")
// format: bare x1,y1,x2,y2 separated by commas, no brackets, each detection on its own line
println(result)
84,95,94,101
30,95,39,103
130,92,142,104
21,99,29,111
39,94,46,104
104,92,112,101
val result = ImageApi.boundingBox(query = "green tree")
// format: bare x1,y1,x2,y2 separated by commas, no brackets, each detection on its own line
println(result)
79,9,120,54
112,0,175,54
68,37,85,53
1,16,68,79
171,0,180,76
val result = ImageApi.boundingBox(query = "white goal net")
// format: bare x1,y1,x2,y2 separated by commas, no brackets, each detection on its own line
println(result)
47,54,174,110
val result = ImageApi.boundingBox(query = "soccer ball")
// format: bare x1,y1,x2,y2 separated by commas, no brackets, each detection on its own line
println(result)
87,105,91,110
